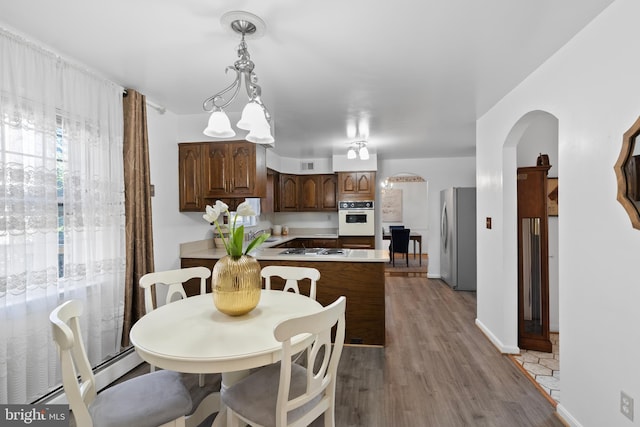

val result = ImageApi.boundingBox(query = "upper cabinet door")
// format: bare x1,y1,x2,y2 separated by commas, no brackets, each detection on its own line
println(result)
338,171,376,200
299,175,320,211
178,143,203,211
279,174,299,211
202,144,230,197
319,174,338,210
229,142,256,196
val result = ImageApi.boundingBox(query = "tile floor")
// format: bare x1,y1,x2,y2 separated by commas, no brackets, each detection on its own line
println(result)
511,333,560,403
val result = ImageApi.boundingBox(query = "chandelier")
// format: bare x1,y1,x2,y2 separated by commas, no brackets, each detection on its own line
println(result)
202,11,274,144
347,141,370,160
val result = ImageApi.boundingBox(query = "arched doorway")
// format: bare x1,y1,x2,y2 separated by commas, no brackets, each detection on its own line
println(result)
503,110,560,401
380,173,428,271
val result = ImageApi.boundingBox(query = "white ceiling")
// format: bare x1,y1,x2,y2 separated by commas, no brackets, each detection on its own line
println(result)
0,0,614,160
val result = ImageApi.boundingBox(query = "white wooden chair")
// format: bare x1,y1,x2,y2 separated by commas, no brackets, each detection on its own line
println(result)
139,266,211,315
139,267,221,426
221,296,346,427
261,266,320,300
50,299,216,427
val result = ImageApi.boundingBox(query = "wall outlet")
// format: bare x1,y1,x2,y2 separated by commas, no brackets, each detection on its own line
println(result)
621,391,634,421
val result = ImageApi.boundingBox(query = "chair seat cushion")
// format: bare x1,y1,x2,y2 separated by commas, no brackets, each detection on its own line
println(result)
221,362,321,427
89,369,192,427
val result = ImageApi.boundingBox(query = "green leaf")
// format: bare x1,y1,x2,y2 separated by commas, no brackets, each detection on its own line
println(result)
244,232,271,255
227,225,245,257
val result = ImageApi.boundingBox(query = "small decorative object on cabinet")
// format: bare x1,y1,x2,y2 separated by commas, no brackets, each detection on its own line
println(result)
203,199,270,315
614,116,640,229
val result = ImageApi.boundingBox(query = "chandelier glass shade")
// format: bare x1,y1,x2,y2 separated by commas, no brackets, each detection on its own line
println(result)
203,12,274,144
348,141,369,160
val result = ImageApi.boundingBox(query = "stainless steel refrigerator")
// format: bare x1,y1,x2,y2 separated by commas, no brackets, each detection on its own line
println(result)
440,187,477,291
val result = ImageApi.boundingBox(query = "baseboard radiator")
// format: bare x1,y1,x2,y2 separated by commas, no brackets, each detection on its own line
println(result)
36,347,143,405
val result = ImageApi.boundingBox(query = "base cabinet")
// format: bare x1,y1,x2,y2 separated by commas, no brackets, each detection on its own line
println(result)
339,236,375,249
181,257,385,346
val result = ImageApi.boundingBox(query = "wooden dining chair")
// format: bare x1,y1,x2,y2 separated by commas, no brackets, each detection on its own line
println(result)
261,265,320,300
390,228,411,267
221,296,346,427
50,299,218,427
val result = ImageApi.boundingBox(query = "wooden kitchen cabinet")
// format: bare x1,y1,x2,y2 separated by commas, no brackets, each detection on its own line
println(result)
279,174,299,211
182,255,385,345
339,236,375,249
261,169,278,213
178,143,203,211
278,173,337,212
178,141,267,212
299,174,337,211
202,141,265,198
338,171,376,200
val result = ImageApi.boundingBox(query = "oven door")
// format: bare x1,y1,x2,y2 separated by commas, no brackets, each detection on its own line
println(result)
339,210,375,236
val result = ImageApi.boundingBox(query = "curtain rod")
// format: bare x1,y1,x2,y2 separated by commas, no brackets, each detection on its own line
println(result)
123,89,166,114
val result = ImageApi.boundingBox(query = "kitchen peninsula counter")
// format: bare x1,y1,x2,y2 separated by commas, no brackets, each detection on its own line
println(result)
180,238,387,346
180,239,388,263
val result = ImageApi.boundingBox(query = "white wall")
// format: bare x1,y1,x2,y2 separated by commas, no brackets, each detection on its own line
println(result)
476,0,640,425
378,157,476,277
147,110,212,270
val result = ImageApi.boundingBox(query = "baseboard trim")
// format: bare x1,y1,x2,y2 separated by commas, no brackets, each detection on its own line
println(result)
43,348,143,404
507,354,557,408
556,404,582,427
475,318,520,354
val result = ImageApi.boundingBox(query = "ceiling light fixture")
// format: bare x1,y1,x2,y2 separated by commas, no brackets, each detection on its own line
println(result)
347,141,369,160
203,11,274,144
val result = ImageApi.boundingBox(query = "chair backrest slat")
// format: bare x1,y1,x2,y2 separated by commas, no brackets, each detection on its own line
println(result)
139,266,211,313
261,265,320,300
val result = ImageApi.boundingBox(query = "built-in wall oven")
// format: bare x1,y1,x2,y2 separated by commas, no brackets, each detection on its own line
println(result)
338,201,375,236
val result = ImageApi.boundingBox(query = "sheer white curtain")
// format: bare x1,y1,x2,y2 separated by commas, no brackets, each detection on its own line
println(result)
0,29,125,403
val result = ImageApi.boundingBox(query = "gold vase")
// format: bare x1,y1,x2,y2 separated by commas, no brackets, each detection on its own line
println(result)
211,255,261,316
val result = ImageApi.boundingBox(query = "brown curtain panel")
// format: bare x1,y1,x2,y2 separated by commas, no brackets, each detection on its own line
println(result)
121,89,155,347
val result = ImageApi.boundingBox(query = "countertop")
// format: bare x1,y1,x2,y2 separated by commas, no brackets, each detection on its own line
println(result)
180,233,389,263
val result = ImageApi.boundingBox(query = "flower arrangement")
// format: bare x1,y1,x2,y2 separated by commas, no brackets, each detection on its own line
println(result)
203,200,270,257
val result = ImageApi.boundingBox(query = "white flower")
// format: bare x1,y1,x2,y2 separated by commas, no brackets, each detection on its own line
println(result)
203,204,221,224
236,200,256,217
202,199,269,257
214,200,228,212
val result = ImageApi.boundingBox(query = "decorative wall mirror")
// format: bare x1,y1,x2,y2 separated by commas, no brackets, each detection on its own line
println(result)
614,116,640,229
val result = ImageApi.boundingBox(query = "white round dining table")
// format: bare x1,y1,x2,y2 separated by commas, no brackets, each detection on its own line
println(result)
129,289,323,426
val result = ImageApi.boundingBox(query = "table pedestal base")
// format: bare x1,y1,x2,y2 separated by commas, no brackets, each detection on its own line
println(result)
211,370,252,427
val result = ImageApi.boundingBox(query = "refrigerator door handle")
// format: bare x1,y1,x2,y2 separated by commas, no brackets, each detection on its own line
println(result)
441,202,449,251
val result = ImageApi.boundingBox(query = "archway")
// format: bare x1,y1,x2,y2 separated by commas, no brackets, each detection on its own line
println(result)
380,173,428,270
503,110,559,401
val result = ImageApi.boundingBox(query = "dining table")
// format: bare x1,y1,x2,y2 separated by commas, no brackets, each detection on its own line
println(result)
129,289,323,427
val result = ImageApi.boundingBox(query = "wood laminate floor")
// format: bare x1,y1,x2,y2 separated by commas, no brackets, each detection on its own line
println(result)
78,276,563,427
338,276,563,426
